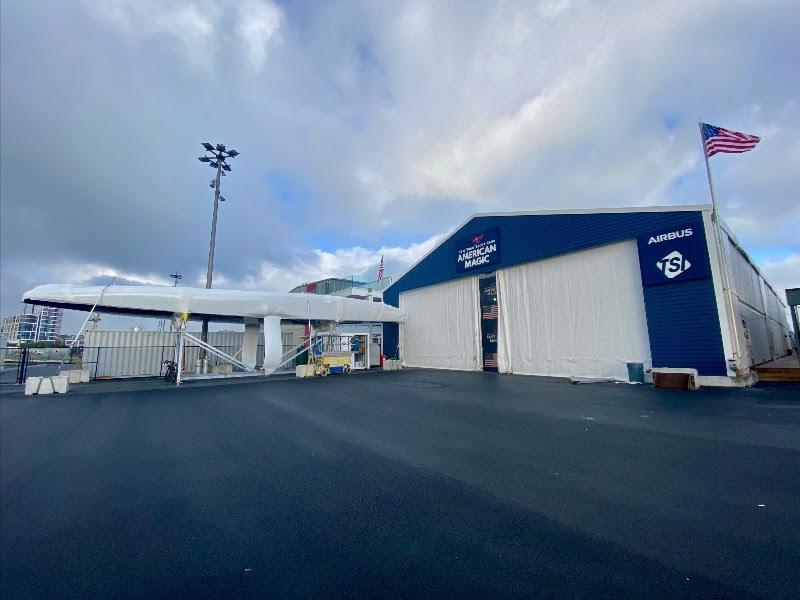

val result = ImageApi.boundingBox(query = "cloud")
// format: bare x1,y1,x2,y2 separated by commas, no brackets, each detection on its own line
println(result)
83,1,218,53
761,253,800,298
759,252,800,324
81,0,283,71
237,0,283,71
154,4,216,62
219,233,445,292
48,263,172,287
2,0,799,333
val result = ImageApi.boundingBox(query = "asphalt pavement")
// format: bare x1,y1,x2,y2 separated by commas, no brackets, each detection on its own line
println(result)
2,369,799,599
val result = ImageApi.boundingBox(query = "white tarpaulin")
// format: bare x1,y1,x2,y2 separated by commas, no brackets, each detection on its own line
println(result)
496,241,651,381
400,277,481,371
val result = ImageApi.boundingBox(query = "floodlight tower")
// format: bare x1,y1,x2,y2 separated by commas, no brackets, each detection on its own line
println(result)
197,143,239,345
169,271,182,287
159,272,183,330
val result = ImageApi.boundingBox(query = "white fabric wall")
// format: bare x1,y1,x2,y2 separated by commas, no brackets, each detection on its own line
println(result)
399,277,481,371
497,241,651,381
723,233,792,365
725,237,765,312
736,302,772,366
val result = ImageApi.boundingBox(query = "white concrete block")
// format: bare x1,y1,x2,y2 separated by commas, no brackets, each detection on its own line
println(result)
296,364,315,378
25,377,42,395
62,370,82,384
80,370,91,383
52,376,70,394
37,378,54,395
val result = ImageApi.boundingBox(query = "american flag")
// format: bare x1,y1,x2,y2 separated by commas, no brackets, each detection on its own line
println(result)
702,123,760,157
376,255,384,281
484,353,498,368
482,305,498,320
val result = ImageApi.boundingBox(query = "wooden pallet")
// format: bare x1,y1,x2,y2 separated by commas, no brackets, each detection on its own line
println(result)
754,367,800,382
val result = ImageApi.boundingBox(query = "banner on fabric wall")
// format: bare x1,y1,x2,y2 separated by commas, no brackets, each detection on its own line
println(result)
479,275,499,372
456,227,501,272
637,223,710,286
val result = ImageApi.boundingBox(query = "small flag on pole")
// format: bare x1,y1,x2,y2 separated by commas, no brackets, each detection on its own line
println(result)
701,123,760,157
376,255,384,281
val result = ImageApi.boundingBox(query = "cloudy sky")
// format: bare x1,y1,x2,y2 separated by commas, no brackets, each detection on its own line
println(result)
1,0,798,332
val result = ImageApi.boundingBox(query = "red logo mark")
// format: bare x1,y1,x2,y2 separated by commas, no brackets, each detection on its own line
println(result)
471,234,483,245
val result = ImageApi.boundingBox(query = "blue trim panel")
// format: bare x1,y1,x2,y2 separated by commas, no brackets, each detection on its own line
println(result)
383,323,399,360
642,278,727,375
384,211,727,376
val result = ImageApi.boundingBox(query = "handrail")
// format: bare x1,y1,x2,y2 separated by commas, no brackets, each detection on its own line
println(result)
279,338,308,362
272,335,319,373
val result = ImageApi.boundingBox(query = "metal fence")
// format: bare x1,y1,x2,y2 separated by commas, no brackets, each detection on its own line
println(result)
1,346,75,384
2,328,382,384
2,332,303,383
82,331,300,379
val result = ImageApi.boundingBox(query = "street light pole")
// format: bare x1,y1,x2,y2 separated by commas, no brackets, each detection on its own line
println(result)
206,161,223,290
197,143,239,352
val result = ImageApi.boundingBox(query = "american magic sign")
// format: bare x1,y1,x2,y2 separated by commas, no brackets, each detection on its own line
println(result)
456,227,500,271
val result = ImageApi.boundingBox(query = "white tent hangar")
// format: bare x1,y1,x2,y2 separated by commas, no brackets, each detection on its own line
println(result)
382,205,792,387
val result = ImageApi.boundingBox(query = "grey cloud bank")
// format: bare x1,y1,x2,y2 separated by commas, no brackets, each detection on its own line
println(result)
1,0,798,331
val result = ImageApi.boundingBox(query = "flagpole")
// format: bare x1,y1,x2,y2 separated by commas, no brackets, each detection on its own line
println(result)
699,122,720,219
699,120,741,363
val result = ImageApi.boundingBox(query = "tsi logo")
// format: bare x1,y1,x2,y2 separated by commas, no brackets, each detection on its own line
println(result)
638,224,707,285
657,250,691,279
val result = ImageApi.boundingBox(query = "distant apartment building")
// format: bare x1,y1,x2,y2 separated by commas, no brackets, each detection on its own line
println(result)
34,306,64,341
1,313,39,342
0,306,63,342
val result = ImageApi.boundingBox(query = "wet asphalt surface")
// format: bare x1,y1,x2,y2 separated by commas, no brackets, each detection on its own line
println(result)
2,369,799,599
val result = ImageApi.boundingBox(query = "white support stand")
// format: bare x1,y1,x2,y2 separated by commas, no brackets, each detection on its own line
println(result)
242,317,260,370
175,326,185,386
262,316,283,375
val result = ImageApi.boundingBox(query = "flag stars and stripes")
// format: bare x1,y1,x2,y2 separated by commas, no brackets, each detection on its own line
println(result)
376,255,384,281
702,123,760,157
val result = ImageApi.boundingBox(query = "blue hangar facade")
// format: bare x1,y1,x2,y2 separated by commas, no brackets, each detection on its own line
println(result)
383,205,791,387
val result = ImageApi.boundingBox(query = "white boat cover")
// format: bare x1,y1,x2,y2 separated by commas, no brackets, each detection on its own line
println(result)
23,284,406,323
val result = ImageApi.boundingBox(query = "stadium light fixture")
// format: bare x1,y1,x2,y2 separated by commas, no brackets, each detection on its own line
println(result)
196,142,240,348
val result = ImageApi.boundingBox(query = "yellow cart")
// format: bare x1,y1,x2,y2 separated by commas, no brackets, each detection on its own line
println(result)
312,351,353,377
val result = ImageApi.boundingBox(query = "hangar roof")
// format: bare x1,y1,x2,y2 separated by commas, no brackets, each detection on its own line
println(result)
387,204,712,294
385,202,784,307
